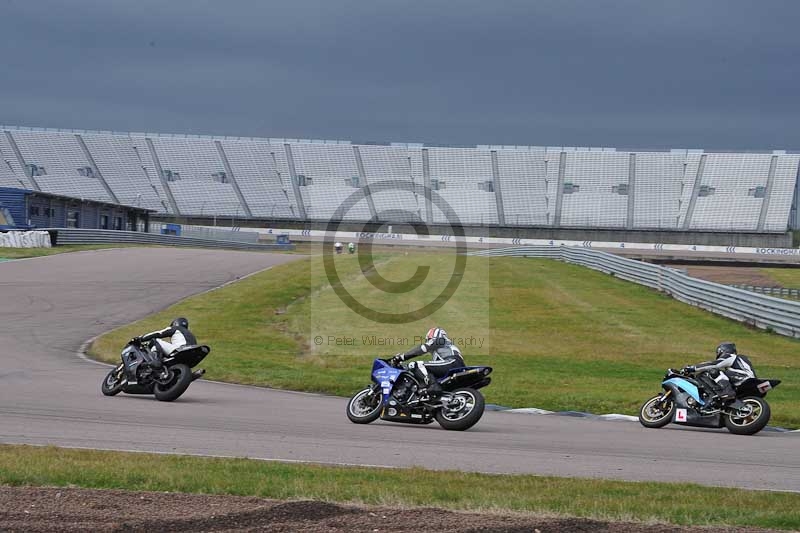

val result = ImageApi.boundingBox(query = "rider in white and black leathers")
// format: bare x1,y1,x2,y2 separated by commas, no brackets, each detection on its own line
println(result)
683,342,755,407
133,317,197,360
390,327,465,398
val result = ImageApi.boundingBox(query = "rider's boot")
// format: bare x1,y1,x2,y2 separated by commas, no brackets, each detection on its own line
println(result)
419,380,442,401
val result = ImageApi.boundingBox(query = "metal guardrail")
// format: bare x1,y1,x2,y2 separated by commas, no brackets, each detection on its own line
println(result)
732,285,800,299
472,246,800,338
47,228,294,251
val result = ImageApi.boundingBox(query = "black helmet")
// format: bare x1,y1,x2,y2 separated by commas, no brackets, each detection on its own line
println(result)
716,342,737,358
171,317,189,329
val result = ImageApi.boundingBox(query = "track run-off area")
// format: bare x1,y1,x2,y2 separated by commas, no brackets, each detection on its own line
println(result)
0,248,798,492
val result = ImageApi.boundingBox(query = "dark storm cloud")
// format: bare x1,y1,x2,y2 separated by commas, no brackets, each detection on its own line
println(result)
1,0,799,149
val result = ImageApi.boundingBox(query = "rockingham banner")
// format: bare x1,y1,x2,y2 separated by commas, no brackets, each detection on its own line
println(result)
257,227,800,257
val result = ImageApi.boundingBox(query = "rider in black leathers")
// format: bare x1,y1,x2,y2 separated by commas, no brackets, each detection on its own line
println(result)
133,317,197,358
682,342,755,408
390,327,465,399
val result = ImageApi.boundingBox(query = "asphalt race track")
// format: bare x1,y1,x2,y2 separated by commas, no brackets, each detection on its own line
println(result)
0,248,798,492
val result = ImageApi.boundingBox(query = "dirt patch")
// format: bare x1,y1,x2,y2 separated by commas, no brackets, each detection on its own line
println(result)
668,265,781,287
0,486,781,533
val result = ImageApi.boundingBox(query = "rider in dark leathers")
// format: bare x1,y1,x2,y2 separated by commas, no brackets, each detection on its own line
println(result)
390,327,465,398
682,342,755,407
134,317,197,358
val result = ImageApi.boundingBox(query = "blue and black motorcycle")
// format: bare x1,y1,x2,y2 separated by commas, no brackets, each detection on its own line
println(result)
638,367,780,435
346,358,493,431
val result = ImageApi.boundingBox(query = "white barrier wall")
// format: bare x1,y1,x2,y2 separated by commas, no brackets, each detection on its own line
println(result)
257,226,800,258
0,231,52,248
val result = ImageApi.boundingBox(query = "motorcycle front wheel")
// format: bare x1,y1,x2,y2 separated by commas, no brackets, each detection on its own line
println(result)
346,387,382,424
435,387,485,431
153,364,193,402
724,396,771,435
638,393,675,428
101,365,125,396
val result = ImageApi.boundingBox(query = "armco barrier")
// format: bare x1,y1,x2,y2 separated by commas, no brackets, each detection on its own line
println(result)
472,246,800,338
259,226,800,260
47,229,294,251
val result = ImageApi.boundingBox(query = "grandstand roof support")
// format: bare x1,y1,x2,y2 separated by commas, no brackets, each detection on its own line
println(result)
682,154,706,230
553,151,567,228
145,137,181,216
352,146,377,220
791,160,800,230
757,155,779,231
626,153,636,230
422,148,434,224
214,140,253,218
75,134,119,204
490,151,506,226
283,143,308,221
4,131,40,191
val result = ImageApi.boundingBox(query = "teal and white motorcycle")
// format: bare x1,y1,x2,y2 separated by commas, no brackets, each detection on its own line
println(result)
639,367,780,435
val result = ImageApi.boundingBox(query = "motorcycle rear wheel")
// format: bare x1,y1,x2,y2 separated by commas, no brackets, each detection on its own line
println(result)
724,396,771,435
346,387,382,424
153,364,193,402
101,365,125,396
435,388,485,431
638,394,675,428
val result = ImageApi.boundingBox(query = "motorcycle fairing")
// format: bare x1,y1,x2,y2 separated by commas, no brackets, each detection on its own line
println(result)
438,366,493,391
663,377,705,405
670,389,723,428
735,378,781,398
371,359,403,404
122,344,150,383
163,344,210,368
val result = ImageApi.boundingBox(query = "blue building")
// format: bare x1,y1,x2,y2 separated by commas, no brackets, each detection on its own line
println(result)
0,187,152,231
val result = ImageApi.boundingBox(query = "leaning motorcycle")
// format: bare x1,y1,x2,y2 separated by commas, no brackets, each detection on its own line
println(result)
346,357,492,431
101,338,210,402
638,367,780,435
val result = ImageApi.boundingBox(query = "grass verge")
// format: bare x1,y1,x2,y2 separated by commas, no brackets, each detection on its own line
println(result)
88,251,800,428
1,444,797,529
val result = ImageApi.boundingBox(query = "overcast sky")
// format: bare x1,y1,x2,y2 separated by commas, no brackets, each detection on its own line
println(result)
1,0,798,150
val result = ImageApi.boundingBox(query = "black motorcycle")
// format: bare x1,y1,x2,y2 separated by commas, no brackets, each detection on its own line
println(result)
346,357,493,431
639,367,780,435
101,338,210,401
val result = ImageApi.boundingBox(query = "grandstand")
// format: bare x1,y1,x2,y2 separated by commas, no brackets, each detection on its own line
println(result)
1,125,798,243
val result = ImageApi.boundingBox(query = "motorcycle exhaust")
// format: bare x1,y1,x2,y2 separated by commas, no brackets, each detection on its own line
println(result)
191,368,206,381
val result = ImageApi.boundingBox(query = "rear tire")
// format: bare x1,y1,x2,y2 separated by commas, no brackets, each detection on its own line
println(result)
639,394,675,428
346,387,382,424
101,365,125,396
724,396,771,435
435,388,485,431
153,364,193,402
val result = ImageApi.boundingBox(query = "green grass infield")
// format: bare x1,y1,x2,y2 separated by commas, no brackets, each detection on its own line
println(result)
87,251,800,428
1,444,798,529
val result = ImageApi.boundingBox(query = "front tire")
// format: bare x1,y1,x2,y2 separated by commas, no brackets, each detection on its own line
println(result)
724,396,771,435
101,365,125,396
639,393,675,428
435,388,485,431
153,364,193,402
346,387,382,424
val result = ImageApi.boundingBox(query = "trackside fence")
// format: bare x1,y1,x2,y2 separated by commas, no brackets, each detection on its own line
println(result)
45,229,294,251
471,246,800,339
